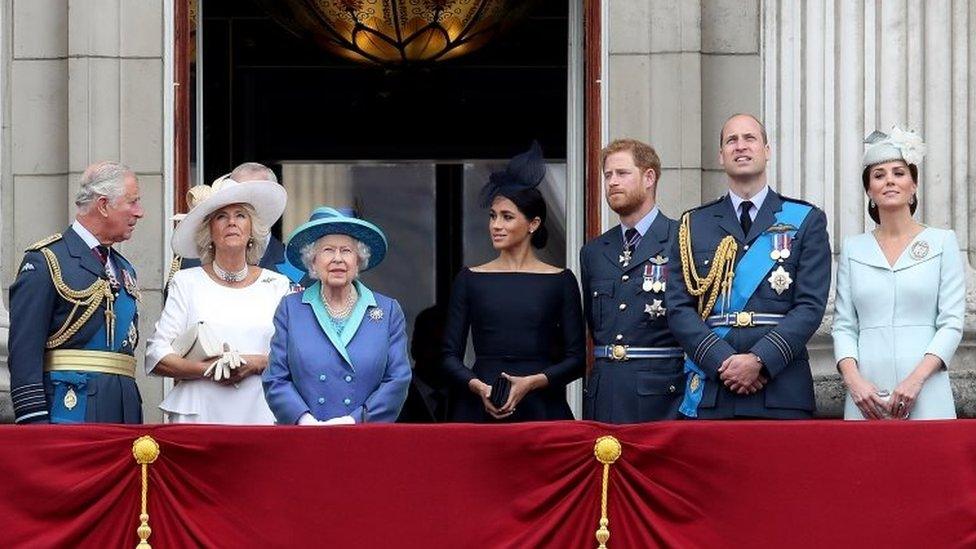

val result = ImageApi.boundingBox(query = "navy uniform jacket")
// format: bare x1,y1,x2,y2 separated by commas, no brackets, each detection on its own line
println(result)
580,212,685,422
665,191,830,419
8,227,143,424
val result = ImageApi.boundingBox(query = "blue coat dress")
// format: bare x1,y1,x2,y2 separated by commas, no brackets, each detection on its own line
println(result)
263,280,411,424
832,227,964,419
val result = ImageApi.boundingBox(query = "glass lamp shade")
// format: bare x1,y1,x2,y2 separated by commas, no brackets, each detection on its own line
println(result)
256,0,534,65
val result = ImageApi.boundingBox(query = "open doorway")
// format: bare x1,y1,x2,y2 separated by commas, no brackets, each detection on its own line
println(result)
177,0,586,418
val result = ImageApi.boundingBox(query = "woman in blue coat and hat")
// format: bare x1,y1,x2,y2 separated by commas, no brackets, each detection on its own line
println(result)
263,207,411,424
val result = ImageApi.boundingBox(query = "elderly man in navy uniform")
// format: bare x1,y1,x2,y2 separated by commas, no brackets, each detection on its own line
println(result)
167,161,304,289
8,161,145,424
580,139,685,422
667,114,831,419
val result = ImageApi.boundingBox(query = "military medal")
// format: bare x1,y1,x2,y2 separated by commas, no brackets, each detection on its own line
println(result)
368,307,384,321
910,240,929,260
123,322,139,352
123,270,142,302
767,226,795,263
767,266,793,295
645,299,666,318
643,256,668,293
64,388,78,410
619,249,632,267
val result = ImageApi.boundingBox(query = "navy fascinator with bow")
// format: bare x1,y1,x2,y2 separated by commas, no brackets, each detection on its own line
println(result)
479,141,547,208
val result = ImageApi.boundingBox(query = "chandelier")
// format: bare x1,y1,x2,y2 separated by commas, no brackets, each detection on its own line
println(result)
257,0,532,66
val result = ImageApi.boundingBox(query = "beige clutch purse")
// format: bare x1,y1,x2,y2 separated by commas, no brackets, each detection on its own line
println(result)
171,321,222,361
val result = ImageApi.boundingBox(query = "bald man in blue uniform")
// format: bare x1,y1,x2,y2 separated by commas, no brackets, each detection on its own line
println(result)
666,114,831,419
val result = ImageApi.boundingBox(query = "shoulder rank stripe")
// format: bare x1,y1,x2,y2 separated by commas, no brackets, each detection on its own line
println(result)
25,233,63,251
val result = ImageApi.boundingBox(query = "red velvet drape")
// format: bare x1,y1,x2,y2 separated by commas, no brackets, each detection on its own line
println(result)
2,421,975,548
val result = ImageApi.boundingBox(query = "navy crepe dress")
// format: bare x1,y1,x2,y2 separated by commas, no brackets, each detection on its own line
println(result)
441,268,585,422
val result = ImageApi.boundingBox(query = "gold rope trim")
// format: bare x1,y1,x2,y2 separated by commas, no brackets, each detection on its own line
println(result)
132,436,160,549
678,213,738,319
44,350,136,378
593,436,622,549
165,256,182,290
40,248,115,348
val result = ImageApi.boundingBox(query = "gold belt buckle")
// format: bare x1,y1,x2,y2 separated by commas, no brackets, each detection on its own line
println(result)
610,344,628,361
733,311,754,327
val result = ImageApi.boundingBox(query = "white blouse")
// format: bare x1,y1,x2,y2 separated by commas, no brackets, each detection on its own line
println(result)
146,267,291,424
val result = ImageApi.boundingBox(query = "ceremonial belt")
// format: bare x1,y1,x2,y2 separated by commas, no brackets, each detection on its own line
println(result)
594,345,685,361
705,312,785,328
43,350,136,378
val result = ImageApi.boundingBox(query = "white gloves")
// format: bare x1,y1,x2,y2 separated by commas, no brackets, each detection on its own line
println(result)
321,415,355,425
296,412,355,426
203,342,247,381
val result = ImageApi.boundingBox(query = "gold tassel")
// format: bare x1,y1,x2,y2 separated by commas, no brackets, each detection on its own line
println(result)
593,436,622,549
132,436,160,549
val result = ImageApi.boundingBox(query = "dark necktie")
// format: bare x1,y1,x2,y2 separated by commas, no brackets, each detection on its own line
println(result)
624,227,641,252
92,245,110,266
92,245,119,289
739,201,753,237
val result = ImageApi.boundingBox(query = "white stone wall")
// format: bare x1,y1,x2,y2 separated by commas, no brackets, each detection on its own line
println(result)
606,1,976,410
608,0,763,217
762,0,976,376
1,0,167,421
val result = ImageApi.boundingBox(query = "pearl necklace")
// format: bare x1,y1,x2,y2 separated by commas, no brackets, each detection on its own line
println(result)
323,286,358,320
213,261,249,283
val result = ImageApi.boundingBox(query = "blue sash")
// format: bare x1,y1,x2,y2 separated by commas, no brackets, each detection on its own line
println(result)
48,372,88,423
679,202,813,417
83,278,137,353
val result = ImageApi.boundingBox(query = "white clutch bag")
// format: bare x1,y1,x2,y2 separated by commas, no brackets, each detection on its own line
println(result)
171,321,223,361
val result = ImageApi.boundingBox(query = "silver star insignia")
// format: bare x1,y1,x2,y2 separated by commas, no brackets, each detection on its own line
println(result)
767,266,793,295
645,299,666,318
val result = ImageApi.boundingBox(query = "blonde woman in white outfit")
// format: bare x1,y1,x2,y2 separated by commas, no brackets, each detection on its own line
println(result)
146,176,290,423
832,127,965,420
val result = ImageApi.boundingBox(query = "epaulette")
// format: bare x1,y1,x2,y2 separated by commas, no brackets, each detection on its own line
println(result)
681,195,724,217
781,195,817,208
25,233,62,251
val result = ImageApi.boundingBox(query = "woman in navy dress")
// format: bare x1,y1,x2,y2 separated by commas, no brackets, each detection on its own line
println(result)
441,143,585,422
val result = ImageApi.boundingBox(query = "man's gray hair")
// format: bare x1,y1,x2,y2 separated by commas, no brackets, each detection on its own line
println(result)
300,234,371,279
230,162,278,183
74,161,133,213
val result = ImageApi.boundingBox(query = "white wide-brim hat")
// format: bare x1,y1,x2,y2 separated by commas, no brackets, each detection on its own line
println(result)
171,175,287,258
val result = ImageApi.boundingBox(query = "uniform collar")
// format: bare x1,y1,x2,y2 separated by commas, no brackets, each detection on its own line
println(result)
620,205,659,238
72,219,104,250
728,185,770,218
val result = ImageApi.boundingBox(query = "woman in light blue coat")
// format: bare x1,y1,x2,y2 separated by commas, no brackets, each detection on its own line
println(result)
832,127,965,420
263,207,411,425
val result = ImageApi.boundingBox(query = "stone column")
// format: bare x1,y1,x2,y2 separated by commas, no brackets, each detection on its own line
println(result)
762,0,976,416
1,0,166,422
607,0,704,220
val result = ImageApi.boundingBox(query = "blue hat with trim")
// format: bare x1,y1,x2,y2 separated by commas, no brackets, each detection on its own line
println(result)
285,207,388,273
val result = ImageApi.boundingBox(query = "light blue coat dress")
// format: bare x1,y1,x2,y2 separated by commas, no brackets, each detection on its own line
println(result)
832,227,965,419
263,280,411,424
